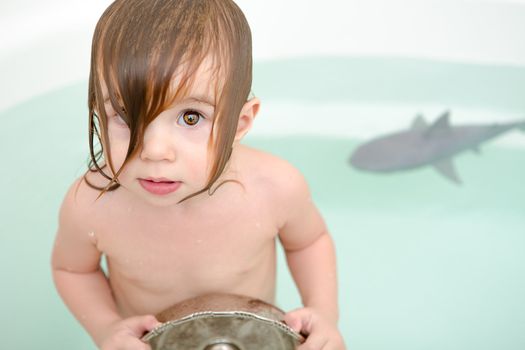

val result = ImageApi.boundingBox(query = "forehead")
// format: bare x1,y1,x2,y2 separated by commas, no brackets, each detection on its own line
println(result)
170,55,220,104
100,55,220,105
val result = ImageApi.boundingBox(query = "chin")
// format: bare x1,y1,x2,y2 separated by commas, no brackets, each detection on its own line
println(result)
143,194,185,206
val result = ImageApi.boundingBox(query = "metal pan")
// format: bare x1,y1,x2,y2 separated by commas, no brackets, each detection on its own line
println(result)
142,293,305,350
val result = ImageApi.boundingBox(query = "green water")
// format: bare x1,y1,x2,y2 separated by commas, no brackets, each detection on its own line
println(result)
247,136,525,350
1,57,524,349
252,56,525,112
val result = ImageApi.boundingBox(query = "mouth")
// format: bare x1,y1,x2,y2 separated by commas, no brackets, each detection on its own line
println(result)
139,178,182,195
142,177,175,183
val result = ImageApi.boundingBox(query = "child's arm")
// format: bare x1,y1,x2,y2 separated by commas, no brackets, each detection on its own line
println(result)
51,179,159,349
276,164,346,349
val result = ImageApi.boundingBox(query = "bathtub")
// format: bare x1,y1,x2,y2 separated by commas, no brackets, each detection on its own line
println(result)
1,1,524,349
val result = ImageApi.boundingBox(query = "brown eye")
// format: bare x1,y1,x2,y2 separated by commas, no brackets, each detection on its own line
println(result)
179,110,202,127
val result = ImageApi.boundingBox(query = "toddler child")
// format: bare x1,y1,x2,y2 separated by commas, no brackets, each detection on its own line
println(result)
51,0,345,349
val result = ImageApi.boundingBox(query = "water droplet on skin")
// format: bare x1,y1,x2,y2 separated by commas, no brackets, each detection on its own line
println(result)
128,206,133,212
196,239,203,244
87,231,98,245
255,222,261,229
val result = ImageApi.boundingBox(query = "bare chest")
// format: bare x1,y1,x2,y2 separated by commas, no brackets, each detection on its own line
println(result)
90,186,278,313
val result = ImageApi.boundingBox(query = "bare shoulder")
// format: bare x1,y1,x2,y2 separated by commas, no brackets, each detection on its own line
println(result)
59,170,108,222
236,145,326,249
52,170,109,270
236,144,310,204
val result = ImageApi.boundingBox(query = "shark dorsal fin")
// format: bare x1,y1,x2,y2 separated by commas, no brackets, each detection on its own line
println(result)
424,110,451,138
432,158,462,184
411,114,428,131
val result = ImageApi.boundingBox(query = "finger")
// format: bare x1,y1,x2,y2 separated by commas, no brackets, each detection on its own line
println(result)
143,315,162,331
126,315,162,337
284,313,302,333
284,308,313,334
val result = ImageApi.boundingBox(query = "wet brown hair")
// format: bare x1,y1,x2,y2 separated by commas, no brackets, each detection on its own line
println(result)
83,0,252,202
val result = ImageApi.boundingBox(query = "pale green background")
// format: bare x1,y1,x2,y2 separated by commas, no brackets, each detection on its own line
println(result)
1,57,524,349
1,0,525,349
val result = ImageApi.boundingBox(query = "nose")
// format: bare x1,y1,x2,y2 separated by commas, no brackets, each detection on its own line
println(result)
140,120,176,162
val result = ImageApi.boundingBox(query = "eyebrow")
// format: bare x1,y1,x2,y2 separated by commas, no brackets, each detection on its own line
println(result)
102,95,215,108
176,96,216,108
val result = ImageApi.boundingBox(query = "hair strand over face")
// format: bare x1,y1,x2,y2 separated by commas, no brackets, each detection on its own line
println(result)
83,0,253,203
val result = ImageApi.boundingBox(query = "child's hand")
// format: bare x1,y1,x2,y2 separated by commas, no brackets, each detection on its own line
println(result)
99,315,161,350
284,307,346,350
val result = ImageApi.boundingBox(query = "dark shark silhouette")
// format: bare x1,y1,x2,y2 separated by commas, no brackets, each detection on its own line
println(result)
349,111,525,184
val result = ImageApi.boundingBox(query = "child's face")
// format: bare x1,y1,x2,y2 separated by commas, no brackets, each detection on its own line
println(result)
102,59,219,207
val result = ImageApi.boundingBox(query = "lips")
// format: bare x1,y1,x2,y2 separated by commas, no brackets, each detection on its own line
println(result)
139,178,181,195
143,177,174,183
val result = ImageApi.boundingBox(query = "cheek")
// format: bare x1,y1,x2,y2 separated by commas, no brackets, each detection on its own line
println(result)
180,126,213,181
186,143,211,184
107,125,131,172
